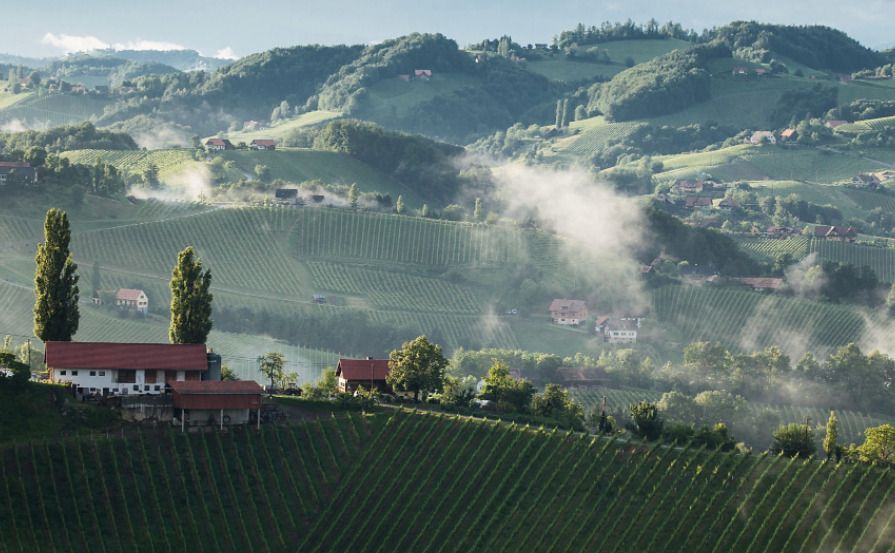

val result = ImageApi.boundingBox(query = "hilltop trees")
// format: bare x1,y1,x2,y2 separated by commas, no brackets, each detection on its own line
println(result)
478,359,536,412
169,246,213,344
33,209,79,342
771,422,816,458
854,424,895,466
387,335,448,401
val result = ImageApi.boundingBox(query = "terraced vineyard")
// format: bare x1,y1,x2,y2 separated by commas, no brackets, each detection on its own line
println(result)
3,410,895,553
732,235,810,263
650,284,866,354
560,120,645,157
0,91,111,128
290,208,548,266
810,240,895,283
61,149,200,181
306,261,480,314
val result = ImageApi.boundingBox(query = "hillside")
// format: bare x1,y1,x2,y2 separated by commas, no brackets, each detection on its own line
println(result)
2,410,894,553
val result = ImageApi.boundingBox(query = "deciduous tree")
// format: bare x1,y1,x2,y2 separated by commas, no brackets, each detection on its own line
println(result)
33,208,79,342
169,246,213,344
387,335,448,401
855,424,895,466
258,352,285,389
771,422,816,458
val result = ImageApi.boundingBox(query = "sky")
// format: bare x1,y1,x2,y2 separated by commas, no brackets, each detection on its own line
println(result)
3,0,894,60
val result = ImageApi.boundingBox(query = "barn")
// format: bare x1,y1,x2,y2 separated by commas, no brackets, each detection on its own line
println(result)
169,380,264,428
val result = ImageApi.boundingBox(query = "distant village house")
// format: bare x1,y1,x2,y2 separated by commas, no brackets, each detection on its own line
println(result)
736,278,785,292
205,138,234,151
851,174,880,188
747,131,776,145
115,288,148,313
275,188,300,205
0,162,36,185
555,367,611,389
250,139,276,150
814,225,858,242
549,299,588,326
170,380,264,427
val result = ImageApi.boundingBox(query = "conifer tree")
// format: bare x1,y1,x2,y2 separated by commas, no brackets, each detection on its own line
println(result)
33,209,79,342
824,411,842,461
473,197,483,222
396,195,405,214
169,246,213,344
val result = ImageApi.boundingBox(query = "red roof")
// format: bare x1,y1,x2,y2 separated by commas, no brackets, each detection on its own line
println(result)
251,139,276,147
115,288,145,301
0,162,31,168
336,358,391,380
549,299,587,314
169,380,263,394
45,342,209,371
205,138,232,146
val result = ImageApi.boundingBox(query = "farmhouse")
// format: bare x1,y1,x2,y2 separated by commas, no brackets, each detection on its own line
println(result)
0,162,36,185
336,357,392,394
595,316,639,343
170,380,263,427
115,288,148,313
780,128,797,142
852,174,880,188
684,197,713,211
712,197,741,212
555,367,611,389
275,188,300,205
766,226,796,237
747,131,776,145
250,139,276,150
814,225,858,242
673,180,704,194
45,342,222,397
205,138,234,151
549,299,588,325
414,69,432,80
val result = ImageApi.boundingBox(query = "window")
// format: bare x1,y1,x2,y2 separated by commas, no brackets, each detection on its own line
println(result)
133,385,139,391
90,371,96,376
60,370,67,376
99,371,105,377
71,370,78,376
144,385,150,391
154,385,161,391
112,388,119,393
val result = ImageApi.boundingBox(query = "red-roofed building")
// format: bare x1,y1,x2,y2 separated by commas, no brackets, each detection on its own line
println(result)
737,277,785,291
205,138,234,150
45,342,220,396
814,225,858,242
115,288,148,313
414,69,432,80
549,299,588,326
250,139,276,150
336,357,393,393
170,380,263,426
780,128,797,142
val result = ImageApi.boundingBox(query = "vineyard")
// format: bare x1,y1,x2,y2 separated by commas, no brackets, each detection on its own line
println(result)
650,284,867,354
810,240,895,283
61,149,200,181
0,91,112,129
3,410,895,553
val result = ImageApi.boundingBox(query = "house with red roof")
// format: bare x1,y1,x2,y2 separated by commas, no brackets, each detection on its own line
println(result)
170,380,263,427
45,342,221,397
336,357,393,394
549,299,588,326
814,225,858,242
414,69,432,80
205,138,234,151
737,277,785,292
115,288,148,313
851,174,880,188
250,139,276,150
555,367,611,388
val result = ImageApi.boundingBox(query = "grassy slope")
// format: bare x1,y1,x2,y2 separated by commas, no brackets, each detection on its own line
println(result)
0,90,112,128
217,109,343,143
1,410,894,553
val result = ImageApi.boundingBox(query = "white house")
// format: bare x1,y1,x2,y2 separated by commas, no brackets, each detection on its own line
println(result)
115,289,148,313
45,342,221,396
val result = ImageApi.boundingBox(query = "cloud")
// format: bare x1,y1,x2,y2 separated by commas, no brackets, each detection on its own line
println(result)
111,39,187,52
42,33,109,53
42,32,186,54
0,120,31,133
214,47,238,60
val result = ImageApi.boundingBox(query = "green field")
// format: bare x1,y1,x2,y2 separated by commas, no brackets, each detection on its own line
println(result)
3,410,895,553
359,72,481,120
220,110,343,143
525,59,622,82
61,149,201,182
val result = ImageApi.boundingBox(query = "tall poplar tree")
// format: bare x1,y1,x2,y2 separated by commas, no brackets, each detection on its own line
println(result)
33,208,79,342
169,246,213,344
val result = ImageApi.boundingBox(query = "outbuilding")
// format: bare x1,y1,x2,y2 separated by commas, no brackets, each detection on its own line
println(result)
169,380,264,429
336,357,392,394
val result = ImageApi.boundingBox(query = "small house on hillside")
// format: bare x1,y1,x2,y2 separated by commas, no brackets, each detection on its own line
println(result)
336,357,392,394
0,162,35,185
780,128,797,142
275,188,299,205
747,131,776,145
115,289,148,313
767,226,796,238
250,139,276,151
555,367,611,389
826,120,849,129
414,69,432,80
673,180,704,194
205,138,234,151
594,316,639,343
684,197,713,211
549,299,588,326
508,368,545,391
712,197,741,212
45,342,221,397
814,225,858,242
170,380,263,428
852,174,880,188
